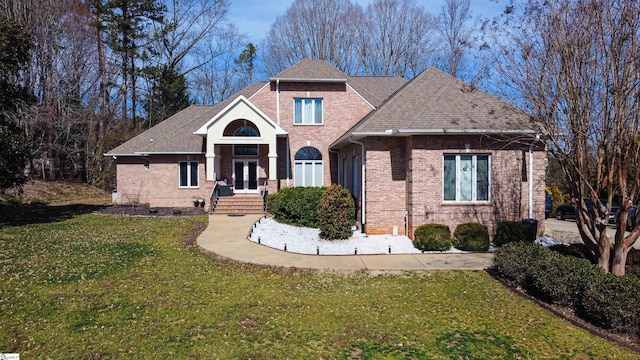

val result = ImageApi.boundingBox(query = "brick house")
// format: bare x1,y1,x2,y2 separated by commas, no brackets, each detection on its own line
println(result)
106,59,545,238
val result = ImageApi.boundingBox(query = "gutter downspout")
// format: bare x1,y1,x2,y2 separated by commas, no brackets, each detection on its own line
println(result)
349,136,366,233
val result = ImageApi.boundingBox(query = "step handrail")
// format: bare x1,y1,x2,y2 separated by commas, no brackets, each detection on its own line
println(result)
261,180,268,213
209,182,219,212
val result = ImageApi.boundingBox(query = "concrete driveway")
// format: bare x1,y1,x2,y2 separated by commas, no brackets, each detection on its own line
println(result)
543,218,640,249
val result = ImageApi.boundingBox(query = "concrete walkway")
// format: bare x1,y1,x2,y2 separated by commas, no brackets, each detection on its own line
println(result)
197,214,494,271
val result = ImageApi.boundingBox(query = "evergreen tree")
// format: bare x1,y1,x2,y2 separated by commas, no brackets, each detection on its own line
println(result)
0,20,33,191
143,65,191,128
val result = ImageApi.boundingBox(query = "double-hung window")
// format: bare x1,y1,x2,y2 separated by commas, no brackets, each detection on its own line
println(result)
443,154,490,202
179,161,199,188
294,98,323,124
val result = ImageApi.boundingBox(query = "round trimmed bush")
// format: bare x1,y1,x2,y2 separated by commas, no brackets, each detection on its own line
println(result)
493,221,528,247
317,185,355,240
454,222,490,252
413,224,452,251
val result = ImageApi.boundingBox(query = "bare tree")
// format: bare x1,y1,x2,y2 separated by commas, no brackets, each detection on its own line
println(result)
191,24,248,104
262,0,361,75
2,0,107,180
438,0,472,77
356,0,439,78
493,0,640,275
151,0,231,75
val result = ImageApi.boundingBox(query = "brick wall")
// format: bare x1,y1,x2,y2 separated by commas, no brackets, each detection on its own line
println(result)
361,137,408,235
362,135,546,238
115,154,214,208
251,82,373,187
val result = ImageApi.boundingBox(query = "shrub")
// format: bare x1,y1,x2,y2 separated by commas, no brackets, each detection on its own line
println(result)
493,242,548,287
272,187,325,227
494,242,640,337
453,222,490,252
317,185,355,240
493,221,528,247
528,251,598,307
576,271,640,335
265,193,278,215
413,224,452,252
548,243,594,262
627,248,640,278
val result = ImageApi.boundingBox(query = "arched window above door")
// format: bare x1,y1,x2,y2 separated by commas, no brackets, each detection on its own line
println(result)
294,146,322,161
233,126,259,156
294,147,323,187
234,126,258,137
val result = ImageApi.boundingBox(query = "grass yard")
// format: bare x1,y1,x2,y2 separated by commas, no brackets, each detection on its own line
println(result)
1,210,639,358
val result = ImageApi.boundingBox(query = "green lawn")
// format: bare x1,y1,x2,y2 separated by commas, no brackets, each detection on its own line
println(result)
0,213,638,359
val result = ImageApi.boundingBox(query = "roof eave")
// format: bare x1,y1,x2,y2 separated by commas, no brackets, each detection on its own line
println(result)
103,151,204,157
330,128,539,149
396,128,538,135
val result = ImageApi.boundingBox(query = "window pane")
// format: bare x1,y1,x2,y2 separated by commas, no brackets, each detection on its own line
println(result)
304,162,313,186
179,162,187,187
476,155,489,201
459,155,472,201
304,99,313,124
443,155,456,200
294,163,303,186
314,162,323,187
294,99,302,124
190,162,198,187
314,99,323,124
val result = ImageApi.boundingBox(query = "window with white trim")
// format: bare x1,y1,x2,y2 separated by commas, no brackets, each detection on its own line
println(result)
443,154,490,202
179,161,199,188
294,98,323,124
294,147,323,187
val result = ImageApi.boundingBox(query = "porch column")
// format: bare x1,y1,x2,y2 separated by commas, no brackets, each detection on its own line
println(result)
268,141,277,181
205,152,216,181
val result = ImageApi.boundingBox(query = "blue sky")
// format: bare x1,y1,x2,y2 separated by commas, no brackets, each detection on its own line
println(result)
228,0,506,46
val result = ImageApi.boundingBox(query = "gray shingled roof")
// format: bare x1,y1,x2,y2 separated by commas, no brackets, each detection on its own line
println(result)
270,58,348,82
347,67,533,136
105,82,267,156
347,76,407,108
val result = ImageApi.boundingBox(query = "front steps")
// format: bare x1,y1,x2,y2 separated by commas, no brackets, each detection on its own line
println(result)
212,195,264,215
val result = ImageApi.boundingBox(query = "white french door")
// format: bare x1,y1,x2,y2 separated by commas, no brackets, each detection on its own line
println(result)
233,160,259,194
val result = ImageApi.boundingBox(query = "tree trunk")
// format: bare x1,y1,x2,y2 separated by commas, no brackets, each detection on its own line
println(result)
611,244,629,276
597,241,611,273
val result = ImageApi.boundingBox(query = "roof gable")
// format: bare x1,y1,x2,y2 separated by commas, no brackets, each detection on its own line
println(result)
270,58,347,82
194,95,286,136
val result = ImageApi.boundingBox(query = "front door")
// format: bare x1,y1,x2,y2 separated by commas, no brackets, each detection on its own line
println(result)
233,160,259,194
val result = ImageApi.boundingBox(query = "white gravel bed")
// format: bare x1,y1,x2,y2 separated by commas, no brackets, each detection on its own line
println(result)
248,217,463,255
247,218,566,255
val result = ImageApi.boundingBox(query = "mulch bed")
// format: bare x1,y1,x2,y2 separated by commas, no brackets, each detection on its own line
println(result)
96,204,208,217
